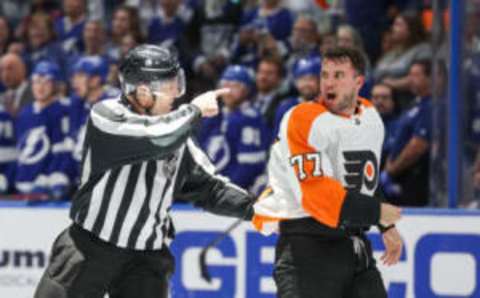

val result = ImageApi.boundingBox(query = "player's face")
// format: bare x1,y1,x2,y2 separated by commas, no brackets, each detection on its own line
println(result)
320,58,363,115
32,75,55,103
220,81,248,109
295,75,319,101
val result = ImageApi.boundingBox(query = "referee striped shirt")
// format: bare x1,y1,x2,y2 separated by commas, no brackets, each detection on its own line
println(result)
70,98,254,250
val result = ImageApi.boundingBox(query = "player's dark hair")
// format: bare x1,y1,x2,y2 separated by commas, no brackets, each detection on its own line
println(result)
322,47,366,76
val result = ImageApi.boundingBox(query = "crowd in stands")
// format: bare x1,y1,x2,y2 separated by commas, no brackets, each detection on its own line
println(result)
0,0,469,208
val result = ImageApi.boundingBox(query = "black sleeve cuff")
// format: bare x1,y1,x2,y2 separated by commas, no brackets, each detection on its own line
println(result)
339,191,380,228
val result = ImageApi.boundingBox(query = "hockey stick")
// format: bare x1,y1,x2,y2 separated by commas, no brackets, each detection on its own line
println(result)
199,217,244,282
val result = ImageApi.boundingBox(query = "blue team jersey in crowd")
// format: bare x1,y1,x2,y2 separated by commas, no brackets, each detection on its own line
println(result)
231,6,293,67
15,99,75,196
241,7,294,41
197,103,269,191
0,107,16,193
54,16,86,53
389,96,432,160
148,16,186,46
147,4,194,46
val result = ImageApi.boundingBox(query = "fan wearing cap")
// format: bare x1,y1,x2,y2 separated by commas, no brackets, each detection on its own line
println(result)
273,57,321,137
69,56,120,166
197,64,269,193
14,60,75,198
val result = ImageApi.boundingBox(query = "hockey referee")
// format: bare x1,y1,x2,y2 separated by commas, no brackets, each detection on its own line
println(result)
34,45,256,298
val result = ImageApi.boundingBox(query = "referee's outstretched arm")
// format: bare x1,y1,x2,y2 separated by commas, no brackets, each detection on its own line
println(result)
84,101,202,174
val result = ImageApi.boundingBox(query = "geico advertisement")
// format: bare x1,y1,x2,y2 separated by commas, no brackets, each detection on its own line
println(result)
0,206,479,298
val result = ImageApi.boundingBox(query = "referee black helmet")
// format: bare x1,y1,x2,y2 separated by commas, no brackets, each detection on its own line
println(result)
119,44,186,98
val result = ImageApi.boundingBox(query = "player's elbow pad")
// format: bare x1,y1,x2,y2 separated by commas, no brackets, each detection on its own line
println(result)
338,191,380,228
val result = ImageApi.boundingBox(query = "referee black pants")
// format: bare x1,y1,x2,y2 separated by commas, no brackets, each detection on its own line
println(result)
34,224,174,298
274,233,387,298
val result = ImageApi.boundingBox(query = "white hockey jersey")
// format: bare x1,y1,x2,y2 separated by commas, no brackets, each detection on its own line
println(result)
253,98,384,234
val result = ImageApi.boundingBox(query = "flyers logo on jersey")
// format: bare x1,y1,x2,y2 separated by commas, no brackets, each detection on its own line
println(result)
343,150,378,191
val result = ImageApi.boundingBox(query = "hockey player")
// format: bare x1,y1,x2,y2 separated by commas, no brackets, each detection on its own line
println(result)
253,47,403,298
0,106,16,193
273,56,321,137
34,44,256,298
197,64,270,192
15,61,75,197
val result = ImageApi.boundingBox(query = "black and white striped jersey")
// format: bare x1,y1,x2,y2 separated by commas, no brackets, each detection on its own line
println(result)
70,98,255,250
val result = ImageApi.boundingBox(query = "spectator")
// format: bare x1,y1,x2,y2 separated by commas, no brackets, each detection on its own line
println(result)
147,0,194,47
185,0,243,94
230,0,293,68
12,0,62,43
253,56,289,130
54,0,87,53
15,61,75,198
371,82,400,169
336,24,364,50
25,13,68,77
374,13,431,108
274,56,321,137
82,20,108,57
0,105,16,194
109,5,144,61
241,0,294,42
125,0,196,33
197,65,269,192
0,53,34,117
342,0,394,63
69,56,119,178
230,23,260,68
120,33,142,58
380,29,394,58
319,30,336,54
286,15,320,80
289,15,319,58
66,20,114,76
381,59,432,206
